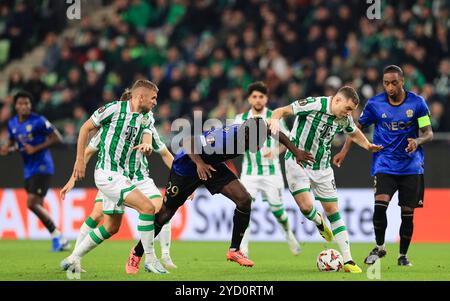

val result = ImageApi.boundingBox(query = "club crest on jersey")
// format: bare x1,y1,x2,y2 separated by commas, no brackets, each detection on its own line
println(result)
223,126,230,133
26,125,32,132
141,116,149,126
382,113,387,118
296,99,309,106
406,109,414,118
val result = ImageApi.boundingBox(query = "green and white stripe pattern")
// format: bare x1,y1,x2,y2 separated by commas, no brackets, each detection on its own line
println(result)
327,211,352,262
235,108,289,176
138,214,155,255
89,225,112,245
285,96,356,170
90,103,166,181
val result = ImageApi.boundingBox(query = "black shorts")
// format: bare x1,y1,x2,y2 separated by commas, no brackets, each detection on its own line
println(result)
24,174,52,197
164,163,238,210
374,173,425,208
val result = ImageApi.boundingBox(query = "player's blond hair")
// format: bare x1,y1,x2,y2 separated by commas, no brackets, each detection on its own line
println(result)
131,79,159,93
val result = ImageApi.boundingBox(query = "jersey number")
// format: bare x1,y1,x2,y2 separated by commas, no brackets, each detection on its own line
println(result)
319,124,333,140
125,126,138,142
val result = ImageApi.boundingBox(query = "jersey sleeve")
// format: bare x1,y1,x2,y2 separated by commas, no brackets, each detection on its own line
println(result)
343,115,357,134
149,124,167,153
416,96,431,128
280,119,290,135
90,101,118,127
358,101,376,127
39,116,55,136
88,129,102,150
291,97,321,115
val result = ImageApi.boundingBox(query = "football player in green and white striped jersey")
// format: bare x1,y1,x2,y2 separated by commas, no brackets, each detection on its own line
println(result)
269,86,383,273
61,80,171,274
60,90,178,273
234,82,300,256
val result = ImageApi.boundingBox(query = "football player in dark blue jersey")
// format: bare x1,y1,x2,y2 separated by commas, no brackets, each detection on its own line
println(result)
334,65,434,266
128,117,314,267
0,91,69,252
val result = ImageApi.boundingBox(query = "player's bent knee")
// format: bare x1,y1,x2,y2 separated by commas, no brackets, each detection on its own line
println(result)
375,194,391,202
151,197,163,213
140,201,156,215
104,224,120,235
90,212,103,223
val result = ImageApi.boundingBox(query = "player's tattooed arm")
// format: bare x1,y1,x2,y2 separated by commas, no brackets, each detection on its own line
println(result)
406,125,433,154
183,136,216,180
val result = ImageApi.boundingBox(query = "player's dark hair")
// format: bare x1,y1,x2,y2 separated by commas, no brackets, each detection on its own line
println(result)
383,65,404,78
337,86,359,105
13,91,33,105
247,81,268,97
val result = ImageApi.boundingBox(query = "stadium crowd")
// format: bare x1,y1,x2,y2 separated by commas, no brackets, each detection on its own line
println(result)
0,0,449,146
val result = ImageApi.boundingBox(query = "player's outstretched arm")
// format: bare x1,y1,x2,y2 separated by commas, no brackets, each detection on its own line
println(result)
348,127,383,153
159,147,174,169
333,123,363,168
405,125,433,154
273,130,315,167
268,105,294,134
74,119,97,180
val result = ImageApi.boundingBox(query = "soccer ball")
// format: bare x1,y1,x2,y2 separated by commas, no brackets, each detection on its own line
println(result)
316,249,344,272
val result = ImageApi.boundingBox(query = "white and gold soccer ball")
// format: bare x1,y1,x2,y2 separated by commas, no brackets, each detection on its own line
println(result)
316,249,344,272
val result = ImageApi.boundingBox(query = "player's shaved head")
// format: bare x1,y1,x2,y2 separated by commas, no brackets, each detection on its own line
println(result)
337,86,359,106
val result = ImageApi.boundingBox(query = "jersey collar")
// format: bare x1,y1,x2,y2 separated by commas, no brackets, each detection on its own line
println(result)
248,107,267,118
326,96,332,115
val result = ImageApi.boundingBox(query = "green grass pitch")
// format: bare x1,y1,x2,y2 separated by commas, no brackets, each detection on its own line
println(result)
1,240,449,281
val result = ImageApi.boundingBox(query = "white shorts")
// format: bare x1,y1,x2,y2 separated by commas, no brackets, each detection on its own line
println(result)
94,169,137,214
285,158,338,202
240,174,284,207
94,170,162,215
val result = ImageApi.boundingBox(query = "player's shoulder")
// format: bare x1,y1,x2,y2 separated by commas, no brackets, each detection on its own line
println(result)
291,96,322,112
7,115,18,127
406,91,426,104
98,100,121,112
